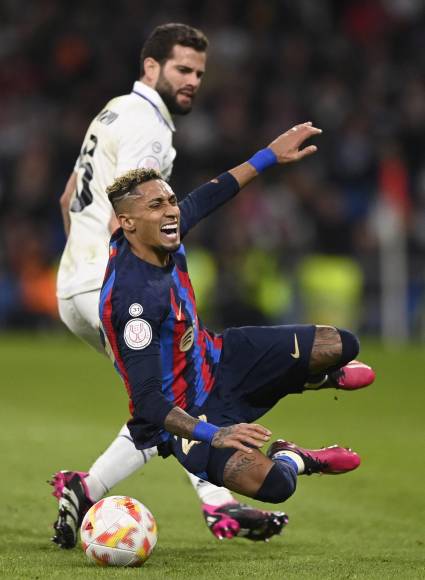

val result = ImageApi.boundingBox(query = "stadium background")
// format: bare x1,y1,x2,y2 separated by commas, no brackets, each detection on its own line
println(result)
1,1,425,578
1,0,425,338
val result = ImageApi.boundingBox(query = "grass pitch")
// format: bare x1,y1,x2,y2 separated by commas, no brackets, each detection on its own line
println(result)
0,333,424,579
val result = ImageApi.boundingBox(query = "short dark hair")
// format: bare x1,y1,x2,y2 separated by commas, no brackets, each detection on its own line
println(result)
107,168,162,211
140,23,208,76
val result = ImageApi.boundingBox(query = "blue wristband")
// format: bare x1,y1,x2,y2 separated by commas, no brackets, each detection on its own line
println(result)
192,421,219,444
248,148,278,173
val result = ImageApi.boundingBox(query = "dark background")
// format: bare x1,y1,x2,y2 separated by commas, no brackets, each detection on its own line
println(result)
1,0,424,338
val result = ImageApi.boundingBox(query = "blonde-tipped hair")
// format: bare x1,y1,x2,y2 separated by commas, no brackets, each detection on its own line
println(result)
107,168,162,210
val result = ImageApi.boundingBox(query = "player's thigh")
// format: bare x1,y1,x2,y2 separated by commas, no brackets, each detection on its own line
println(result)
219,324,316,400
58,291,103,353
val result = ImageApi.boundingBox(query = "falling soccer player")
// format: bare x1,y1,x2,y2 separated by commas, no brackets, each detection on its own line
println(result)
99,122,375,511
52,22,287,549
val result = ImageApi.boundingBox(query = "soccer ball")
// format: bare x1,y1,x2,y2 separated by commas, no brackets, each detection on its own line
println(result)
80,495,157,567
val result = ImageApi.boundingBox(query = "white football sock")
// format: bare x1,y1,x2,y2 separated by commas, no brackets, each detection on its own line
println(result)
186,471,235,506
273,450,305,474
85,423,157,502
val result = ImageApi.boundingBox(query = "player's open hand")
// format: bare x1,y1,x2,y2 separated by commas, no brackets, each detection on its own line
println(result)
268,122,322,164
211,423,271,454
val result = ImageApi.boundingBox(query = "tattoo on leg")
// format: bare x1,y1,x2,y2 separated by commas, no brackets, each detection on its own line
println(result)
223,451,272,496
224,453,257,488
309,326,342,373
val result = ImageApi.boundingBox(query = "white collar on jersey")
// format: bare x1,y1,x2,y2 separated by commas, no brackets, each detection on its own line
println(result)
132,81,176,132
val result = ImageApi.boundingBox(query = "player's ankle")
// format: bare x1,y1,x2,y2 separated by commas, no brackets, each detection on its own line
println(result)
85,472,108,503
272,450,305,474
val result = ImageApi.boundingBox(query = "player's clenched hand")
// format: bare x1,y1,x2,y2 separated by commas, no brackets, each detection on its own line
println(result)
211,423,271,454
268,122,322,164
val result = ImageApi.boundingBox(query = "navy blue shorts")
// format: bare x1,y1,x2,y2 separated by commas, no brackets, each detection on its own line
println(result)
169,324,316,486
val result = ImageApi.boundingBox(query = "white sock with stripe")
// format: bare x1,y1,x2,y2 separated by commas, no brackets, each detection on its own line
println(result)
272,450,305,474
85,423,157,502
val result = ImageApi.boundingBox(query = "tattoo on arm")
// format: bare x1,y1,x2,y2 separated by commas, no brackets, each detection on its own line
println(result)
164,407,198,439
211,426,233,448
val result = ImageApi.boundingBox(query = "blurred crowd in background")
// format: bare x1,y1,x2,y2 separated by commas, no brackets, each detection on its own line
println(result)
1,0,425,338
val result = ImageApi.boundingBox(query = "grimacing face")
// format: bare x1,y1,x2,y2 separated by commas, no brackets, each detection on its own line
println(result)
119,179,181,265
155,44,206,115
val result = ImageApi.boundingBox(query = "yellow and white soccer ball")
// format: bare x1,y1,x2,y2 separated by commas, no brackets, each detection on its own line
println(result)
80,495,157,567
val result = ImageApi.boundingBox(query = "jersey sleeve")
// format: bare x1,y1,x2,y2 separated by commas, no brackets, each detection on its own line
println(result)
179,172,240,238
111,289,174,434
115,113,173,179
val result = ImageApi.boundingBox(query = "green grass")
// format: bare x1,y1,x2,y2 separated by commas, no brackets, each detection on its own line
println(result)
0,333,424,579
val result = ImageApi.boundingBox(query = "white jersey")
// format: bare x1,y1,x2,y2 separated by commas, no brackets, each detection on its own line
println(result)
57,81,176,299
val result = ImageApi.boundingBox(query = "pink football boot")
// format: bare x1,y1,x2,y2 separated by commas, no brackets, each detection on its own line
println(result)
49,471,93,548
329,360,375,390
202,502,288,541
268,440,361,475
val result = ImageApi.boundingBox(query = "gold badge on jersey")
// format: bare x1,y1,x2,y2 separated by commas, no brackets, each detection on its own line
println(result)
179,325,194,352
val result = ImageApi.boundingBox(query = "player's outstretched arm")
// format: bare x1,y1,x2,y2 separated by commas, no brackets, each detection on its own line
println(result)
229,121,322,189
179,122,321,237
164,407,271,453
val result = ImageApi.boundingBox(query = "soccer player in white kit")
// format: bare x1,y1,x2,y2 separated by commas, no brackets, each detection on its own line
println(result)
52,23,287,549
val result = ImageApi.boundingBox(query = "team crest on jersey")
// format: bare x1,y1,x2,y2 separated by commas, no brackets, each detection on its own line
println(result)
124,318,152,350
152,141,162,153
179,325,194,352
129,303,143,317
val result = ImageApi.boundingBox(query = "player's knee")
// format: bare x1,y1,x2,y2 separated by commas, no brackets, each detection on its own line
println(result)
338,328,359,366
254,463,297,504
309,326,359,373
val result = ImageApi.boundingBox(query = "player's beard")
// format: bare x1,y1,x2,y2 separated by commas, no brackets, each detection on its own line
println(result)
156,72,194,116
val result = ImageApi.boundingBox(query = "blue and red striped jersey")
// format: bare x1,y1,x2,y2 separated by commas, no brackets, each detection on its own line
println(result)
99,172,240,450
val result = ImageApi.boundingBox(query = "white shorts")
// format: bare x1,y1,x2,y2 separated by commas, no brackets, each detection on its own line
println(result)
58,290,104,353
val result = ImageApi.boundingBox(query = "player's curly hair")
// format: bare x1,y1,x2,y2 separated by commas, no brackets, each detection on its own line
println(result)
107,168,162,210
140,23,208,76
